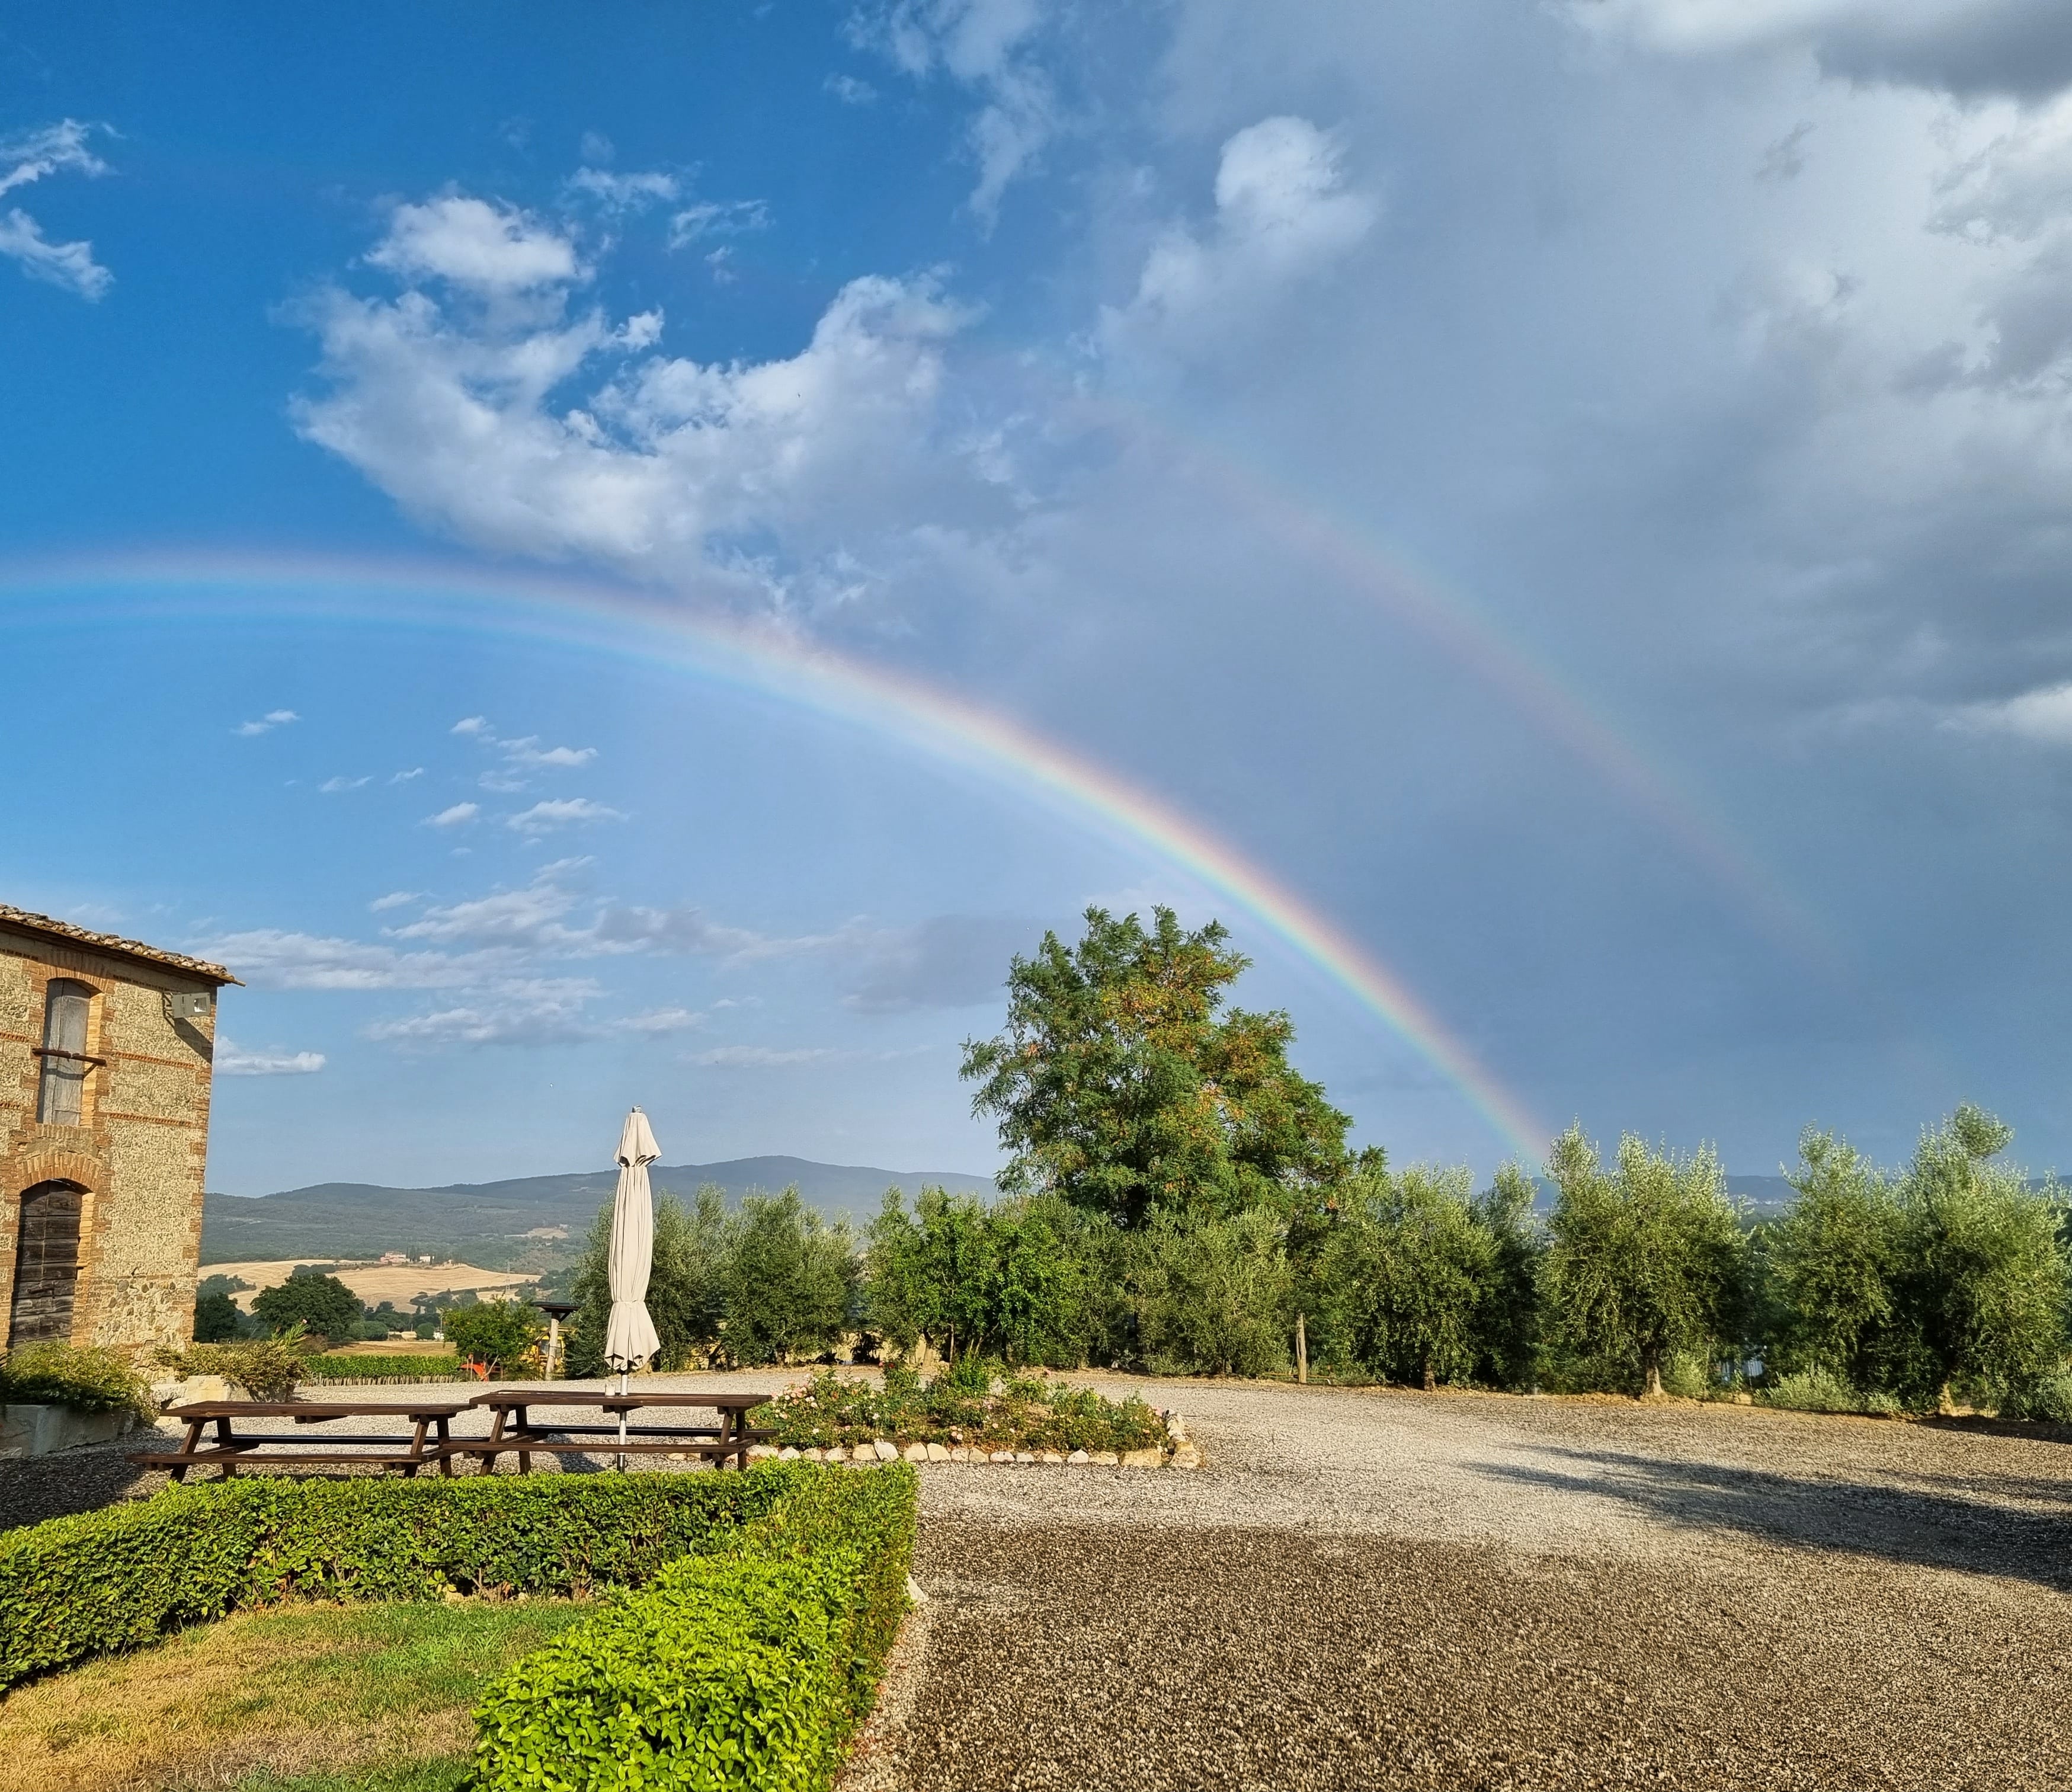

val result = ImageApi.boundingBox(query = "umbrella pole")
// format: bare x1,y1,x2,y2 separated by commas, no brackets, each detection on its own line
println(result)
616,1367,629,1471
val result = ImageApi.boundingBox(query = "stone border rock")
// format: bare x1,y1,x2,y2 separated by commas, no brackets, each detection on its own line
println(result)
751,1407,1202,1470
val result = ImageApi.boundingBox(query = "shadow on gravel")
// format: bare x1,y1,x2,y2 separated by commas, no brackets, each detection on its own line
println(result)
1474,1446,2072,1587
0,1432,174,1531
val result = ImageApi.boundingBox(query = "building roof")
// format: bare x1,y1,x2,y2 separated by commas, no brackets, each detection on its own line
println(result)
0,904,241,986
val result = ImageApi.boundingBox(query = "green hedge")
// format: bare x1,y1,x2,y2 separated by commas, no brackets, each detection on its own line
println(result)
472,1464,917,1792
0,1470,802,1691
303,1353,470,1383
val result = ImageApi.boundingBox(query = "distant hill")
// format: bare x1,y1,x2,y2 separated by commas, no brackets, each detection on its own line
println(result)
201,1156,1000,1269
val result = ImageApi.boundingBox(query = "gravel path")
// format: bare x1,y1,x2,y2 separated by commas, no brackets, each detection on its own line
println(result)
9,1374,2072,1786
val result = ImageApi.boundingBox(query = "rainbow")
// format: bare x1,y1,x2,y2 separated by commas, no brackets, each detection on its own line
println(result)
2,550,1553,1161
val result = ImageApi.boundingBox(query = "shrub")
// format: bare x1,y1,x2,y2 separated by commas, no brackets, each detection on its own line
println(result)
1132,1206,1292,1378
471,1464,916,1792
1995,1371,2072,1425
156,1324,326,1400
303,1353,468,1383
752,1366,1165,1455
0,1466,822,1691
0,1342,154,1419
1757,1367,1904,1416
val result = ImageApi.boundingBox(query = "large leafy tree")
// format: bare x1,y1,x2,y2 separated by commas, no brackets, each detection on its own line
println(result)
962,907,1350,1228
251,1268,363,1345
1765,1129,1909,1389
1542,1128,1746,1398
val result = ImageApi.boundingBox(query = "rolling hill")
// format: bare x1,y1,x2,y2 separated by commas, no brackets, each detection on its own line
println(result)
201,1156,1000,1269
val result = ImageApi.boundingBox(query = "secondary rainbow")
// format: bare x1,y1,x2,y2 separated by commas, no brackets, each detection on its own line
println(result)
4,550,1552,1161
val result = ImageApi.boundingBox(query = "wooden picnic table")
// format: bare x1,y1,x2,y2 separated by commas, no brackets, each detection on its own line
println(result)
451,1388,774,1474
130,1399,473,1481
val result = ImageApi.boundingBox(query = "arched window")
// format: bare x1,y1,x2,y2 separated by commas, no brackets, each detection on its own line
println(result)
35,980,94,1126
8,1182,85,1346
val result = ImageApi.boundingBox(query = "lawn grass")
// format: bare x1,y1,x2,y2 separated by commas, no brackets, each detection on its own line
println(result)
0,1596,587,1792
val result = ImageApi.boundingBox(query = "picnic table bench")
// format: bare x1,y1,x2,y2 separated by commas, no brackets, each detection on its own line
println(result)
450,1388,774,1473
130,1399,473,1481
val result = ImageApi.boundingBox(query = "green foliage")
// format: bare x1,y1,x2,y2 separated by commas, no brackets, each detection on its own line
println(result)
0,1466,817,1691
866,1188,1125,1369
1891,1106,2070,1409
0,1341,154,1418
1311,1163,1498,1389
725,1191,859,1367
1756,1366,1903,1416
1766,1130,1909,1389
1472,1163,1544,1387
253,1271,366,1345
751,1365,1165,1454
1542,1128,1746,1397
1132,1205,1292,1378
470,1465,917,1792
442,1302,545,1375
567,1188,854,1375
156,1324,328,1400
194,1289,249,1343
961,906,1349,1228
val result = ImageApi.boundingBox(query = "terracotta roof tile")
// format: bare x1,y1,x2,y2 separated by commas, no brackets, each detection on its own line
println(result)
0,904,241,985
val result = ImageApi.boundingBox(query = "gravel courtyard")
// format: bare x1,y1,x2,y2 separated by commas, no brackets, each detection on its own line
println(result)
850,1377,2072,1792
7,1375,2070,1789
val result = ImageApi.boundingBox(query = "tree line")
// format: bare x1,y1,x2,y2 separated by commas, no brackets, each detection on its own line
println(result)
553,907,2072,1419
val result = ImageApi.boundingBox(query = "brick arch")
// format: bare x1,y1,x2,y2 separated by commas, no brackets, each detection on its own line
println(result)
11,1150,103,1195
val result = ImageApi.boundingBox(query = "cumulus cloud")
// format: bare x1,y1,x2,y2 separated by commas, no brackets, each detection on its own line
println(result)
194,929,512,991
234,709,299,737
0,120,113,300
566,167,681,211
215,1041,326,1077
424,802,480,828
825,73,879,105
293,194,995,610
1945,680,2072,743
1100,117,1377,367
369,891,420,911
667,198,770,248
365,194,582,292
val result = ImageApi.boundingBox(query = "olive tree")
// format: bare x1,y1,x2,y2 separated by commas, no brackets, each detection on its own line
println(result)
1542,1127,1746,1398
1765,1129,1907,1390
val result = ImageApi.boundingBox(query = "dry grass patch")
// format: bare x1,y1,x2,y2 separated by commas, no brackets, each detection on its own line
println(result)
0,1597,587,1792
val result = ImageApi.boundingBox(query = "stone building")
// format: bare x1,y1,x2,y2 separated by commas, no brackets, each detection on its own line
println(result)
0,905,238,1355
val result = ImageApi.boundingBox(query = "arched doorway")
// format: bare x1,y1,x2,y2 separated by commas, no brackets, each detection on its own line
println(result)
8,1182,85,1347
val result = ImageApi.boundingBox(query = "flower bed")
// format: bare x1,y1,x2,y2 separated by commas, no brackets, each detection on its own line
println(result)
752,1365,1173,1457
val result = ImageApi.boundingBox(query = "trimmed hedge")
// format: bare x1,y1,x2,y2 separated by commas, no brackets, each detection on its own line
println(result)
304,1353,471,1383
472,1464,917,1792
0,1470,800,1691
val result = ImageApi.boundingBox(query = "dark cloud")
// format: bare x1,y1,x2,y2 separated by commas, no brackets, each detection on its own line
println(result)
844,915,1050,1014
1814,3,2072,102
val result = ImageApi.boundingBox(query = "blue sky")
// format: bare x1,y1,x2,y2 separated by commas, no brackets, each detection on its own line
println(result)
10,1,2072,1193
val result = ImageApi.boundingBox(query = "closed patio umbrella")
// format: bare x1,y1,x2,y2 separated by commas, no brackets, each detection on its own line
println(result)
602,1107,662,1463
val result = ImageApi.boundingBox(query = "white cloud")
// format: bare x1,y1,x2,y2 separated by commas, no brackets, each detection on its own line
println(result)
856,0,1056,221
451,715,489,735
365,195,581,293
363,977,602,1048
507,797,627,834
390,766,425,782
234,709,300,737
501,735,597,768
215,1041,326,1077
1945,680,2072,744
667,198,770,248
425,802,480,827
566,167,681,211
825,73,879,105
294,209,987,607
318,775,371,793
1100,117,1377,367
618,1006,705,1033
691,1044,838,1067
369,891,421,911
0,120,112,300
195,929,511,991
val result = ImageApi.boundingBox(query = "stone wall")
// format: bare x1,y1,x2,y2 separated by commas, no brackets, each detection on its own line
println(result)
0,927,219,1355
